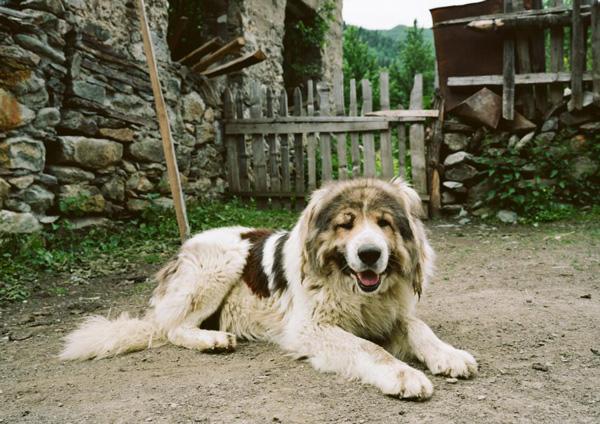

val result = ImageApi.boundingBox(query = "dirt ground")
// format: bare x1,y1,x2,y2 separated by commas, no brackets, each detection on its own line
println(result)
1,220,599,424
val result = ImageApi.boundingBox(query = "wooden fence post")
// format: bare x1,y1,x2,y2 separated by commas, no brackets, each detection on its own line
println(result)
135,0,189,242
333,72,348,180
279,89,291,202
502,0,516,120
513,0,535,119
349,79,361,178
318,84,333,182
293,87,305,209
306,80,317,192
250,82,268,208
549,0,565,106
224,89,240,193
570,0,585,110
266,88,280,208
409,74,428,204
361,79,376,178
379,72,394,180
235,93,250,192
591,0,600,105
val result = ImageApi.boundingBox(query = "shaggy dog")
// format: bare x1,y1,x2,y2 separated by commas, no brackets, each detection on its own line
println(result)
61,178,477,400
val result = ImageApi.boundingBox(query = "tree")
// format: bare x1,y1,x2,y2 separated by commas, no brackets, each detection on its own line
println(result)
389,20,435,108
342,26,380,107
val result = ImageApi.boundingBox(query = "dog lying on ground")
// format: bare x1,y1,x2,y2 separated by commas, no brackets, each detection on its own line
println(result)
61,177,477,400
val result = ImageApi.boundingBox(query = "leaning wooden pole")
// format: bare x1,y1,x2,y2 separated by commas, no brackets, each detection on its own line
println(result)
136,0,190,242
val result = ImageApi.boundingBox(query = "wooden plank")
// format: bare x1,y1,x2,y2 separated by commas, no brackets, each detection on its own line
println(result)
333,72,348,180
379,72,394,180
293,87,305,209
428,98,445,219
435,5,592,28
349,79,361,178
225,121,390,136
409,74,427,198
279,90,291,196
192,37,245,72
201,50,266,78
502,0,515,121
318,85,333,182
235,94,250,192
226,116,420,124
250,82,268,207
223,89,240,192
513,0,535,119
591,0,600,106
397,105,407,179
361,79,376,178
448,71,594,86
549,0,565,105
571,0,585,111
530,0,547,115
306,80,317,192
266,88,280,208
135,0,189,242
229,191,430,201
366,109,439,118
177,37,222,65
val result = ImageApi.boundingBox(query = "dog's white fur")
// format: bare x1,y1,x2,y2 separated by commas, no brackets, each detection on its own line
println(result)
61,178,477,400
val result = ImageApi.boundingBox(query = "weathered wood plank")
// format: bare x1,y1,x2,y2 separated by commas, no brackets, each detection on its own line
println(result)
448,71,594,86
293,87,305,208
530,0,547,115
306,80,317,192
513,0,535,119
201,50,266,78
136,0,189,241
570,0,585,111
397,106,407,179
266,88,280,207
318,85,333,182
409,74,427,198
361,79,376,178
235,94,250,192
224,89,240,192
349,79,361,178
549,0,565,105
334,72,348,180
591,0,600,105
192,37,245,72
502,0,515,121
279,90,291,195
379,72,394,180
225,120,390,135
250,82,268,207
177,37,222,65
428,98,445,219
366,110,439,118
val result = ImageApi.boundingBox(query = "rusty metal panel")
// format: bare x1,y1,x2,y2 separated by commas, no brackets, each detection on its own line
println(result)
431,0,533,112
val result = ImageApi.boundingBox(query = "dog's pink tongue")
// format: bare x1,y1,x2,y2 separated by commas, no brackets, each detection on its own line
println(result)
357,271,380,286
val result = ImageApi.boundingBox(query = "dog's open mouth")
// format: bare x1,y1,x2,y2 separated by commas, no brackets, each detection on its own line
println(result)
353,270,381,293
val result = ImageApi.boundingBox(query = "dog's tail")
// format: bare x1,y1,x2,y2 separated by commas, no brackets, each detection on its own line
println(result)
59,312,162,361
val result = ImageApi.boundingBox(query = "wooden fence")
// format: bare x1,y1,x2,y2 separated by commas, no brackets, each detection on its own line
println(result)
223,72,439,210
439,0,600,119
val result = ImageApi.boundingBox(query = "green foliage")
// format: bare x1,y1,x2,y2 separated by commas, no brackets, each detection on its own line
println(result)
342,26,380,104
475,132,600,223
0,200,299,303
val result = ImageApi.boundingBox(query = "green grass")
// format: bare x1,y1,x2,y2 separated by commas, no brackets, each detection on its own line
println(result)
0,199,299,303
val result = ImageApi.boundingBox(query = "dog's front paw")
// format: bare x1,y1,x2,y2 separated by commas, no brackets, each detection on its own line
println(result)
380,366,433,400
425,347,478,378
206,331,237,352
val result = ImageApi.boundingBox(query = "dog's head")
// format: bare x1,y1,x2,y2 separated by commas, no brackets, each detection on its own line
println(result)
299,178,433,296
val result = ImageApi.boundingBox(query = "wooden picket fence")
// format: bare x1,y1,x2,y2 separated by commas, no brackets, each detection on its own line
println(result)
223,72,439,209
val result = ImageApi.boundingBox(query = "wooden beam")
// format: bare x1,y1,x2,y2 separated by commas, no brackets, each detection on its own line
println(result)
503,0,515,121
513,0,535,119
366,109,439,118
192,37,246,72
570,0,585,110
224,120,390,135
549,0,565,105
177,37,222,65
409,74,428,201
135,0,189,242
448,71,594,86
201,50,266,78
591,0,600,106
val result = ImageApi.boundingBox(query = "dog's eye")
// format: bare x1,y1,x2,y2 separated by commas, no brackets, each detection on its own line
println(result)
377,218,392,228
336,221,353,231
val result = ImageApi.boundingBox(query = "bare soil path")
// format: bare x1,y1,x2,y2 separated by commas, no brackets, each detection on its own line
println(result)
1,220,599,423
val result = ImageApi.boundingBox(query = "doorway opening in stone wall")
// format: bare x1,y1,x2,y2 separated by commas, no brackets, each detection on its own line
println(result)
166,0,229,61
282,0,325,97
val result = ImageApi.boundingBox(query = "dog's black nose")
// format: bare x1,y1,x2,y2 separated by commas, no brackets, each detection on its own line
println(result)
358,247,381,266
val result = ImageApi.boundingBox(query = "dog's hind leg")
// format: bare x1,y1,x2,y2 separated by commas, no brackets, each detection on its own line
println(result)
149,229,249,352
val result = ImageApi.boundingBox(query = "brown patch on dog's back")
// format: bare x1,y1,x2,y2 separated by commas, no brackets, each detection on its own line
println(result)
241,229,273,298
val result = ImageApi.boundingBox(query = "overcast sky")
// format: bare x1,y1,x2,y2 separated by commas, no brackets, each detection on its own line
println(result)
343,0,473,29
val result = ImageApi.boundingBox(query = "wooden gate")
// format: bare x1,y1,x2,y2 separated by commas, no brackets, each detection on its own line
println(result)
223,72,439,210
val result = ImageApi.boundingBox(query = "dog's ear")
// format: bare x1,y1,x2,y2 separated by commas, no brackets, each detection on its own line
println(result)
389,177,425,219
409,225,435,297
295,185,331,273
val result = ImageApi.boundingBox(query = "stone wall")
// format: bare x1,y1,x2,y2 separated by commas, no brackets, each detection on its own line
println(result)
0,0,225,233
